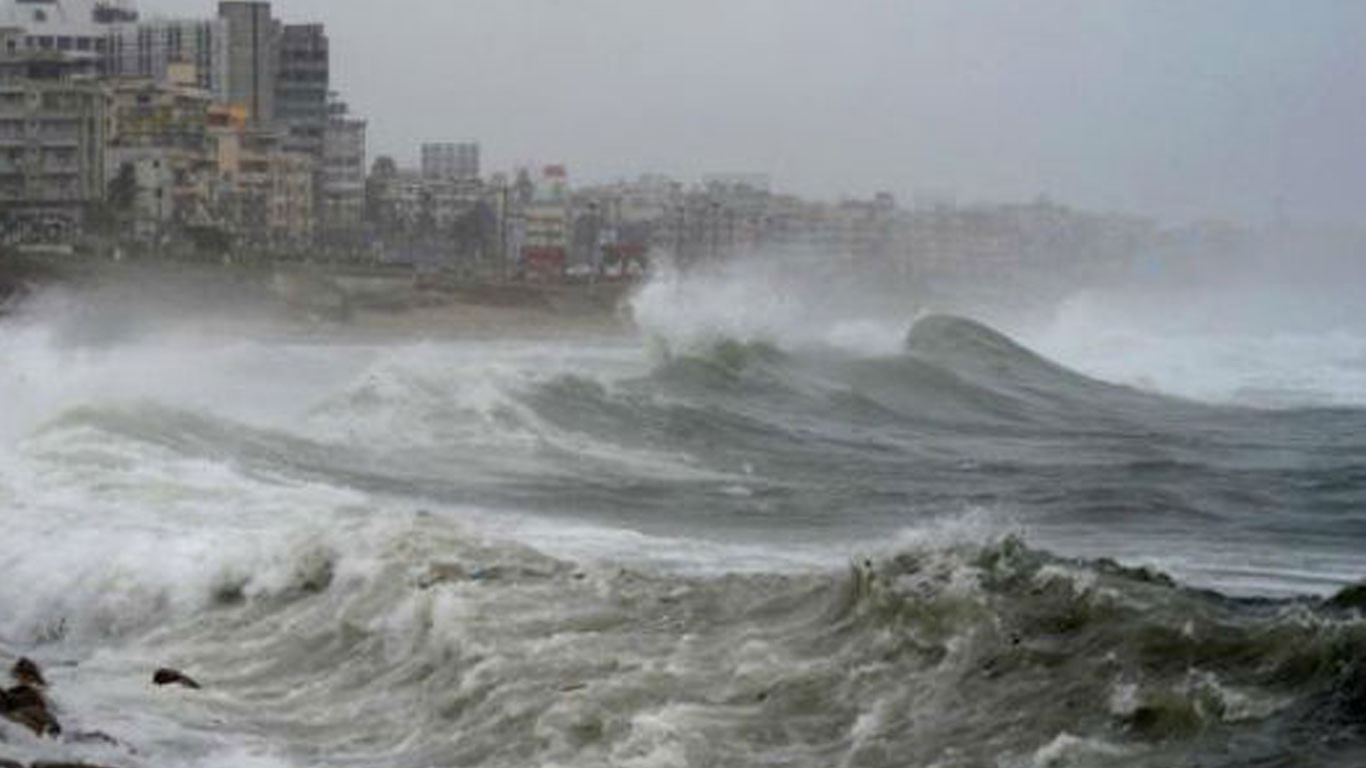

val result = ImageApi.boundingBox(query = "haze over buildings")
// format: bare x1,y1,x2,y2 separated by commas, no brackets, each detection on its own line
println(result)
0,0,360,245
2,0,1361,310
422,141,479,182
121,0,1366,226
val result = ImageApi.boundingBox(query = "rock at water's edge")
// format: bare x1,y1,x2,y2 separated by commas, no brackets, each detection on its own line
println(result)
152,669,201,690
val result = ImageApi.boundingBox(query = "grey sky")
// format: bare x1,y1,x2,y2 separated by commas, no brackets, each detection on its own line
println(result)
142,0,1366,225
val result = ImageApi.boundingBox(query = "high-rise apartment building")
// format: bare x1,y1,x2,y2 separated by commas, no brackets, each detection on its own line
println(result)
1,2,228,96
0,0,134,59
105,19,229,100
217,1,275,126
275,23,326,156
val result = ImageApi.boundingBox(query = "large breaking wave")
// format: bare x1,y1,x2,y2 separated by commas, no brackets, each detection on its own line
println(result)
4,512,1365,767
1,287,1365,766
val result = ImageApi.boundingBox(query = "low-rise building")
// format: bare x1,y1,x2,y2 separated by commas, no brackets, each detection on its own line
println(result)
204,104,313,248
421,140,477,181
108,63,210,152
0,50,111,243
518,165,569,281
263,144,312,244
105,65,216,241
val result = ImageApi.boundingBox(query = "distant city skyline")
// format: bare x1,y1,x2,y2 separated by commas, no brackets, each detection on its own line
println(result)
132,0,1366,226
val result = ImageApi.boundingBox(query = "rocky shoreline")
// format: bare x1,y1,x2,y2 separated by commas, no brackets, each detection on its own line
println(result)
1,657,198,768
0,252,639,336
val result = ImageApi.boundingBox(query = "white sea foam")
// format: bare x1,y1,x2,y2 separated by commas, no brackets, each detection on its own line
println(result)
629,254,909,356
1027,733,1131,767
1023,289,1366,407
1,277,1361,767
0,307,826,663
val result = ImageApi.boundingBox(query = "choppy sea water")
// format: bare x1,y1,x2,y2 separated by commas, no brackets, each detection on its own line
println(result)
0,276,1364,767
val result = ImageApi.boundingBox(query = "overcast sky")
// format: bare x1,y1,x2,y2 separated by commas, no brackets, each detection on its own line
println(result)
140,0,1366,225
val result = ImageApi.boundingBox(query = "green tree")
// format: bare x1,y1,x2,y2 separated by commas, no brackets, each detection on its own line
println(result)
88,163,139,240
108,162,138,212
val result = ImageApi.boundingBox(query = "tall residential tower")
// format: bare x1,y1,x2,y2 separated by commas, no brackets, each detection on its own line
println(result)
275,22,327,155
217,0,275,127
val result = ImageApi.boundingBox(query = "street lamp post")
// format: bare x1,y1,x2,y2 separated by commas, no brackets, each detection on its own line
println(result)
710,200,720,259
675,204,686,265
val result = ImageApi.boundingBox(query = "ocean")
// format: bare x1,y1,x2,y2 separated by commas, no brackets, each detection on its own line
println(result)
0,268,1364,767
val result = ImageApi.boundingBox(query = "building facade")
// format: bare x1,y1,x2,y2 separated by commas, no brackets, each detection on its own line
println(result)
421,141,477,181
104,18,228,100
274,22,325,156
0,0,133,61
217,0,275,127
518,165,569,281
106,69,213,239
320,97,364,241
222,132,311,246
0,51,111,242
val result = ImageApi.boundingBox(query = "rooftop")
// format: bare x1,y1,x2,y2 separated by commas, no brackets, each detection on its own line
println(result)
0,0,137,31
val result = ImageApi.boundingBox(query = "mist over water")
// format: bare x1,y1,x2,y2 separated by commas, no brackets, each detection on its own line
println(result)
630,251,913,356
3,0,1365,761
632,239,1366,409
1024,290,1366,408
1019,229,1366,408
1,258,1364,767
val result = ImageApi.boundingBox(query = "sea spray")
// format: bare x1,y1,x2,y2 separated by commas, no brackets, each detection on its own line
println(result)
0,277,1364,765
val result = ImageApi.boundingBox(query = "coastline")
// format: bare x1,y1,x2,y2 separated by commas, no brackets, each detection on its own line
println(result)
0,252,640,339
0,257,638,767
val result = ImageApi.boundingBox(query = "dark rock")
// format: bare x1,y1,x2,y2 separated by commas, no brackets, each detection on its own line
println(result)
3,707,60,738
0,685,60,738
152,668,200,690
2,687,43,712
1327,581,1366,611
209,580,247,607
0,758,24,768
1,706,60,738
11,659,45,689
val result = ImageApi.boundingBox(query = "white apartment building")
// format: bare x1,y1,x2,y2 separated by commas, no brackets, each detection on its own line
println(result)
421,141,478,181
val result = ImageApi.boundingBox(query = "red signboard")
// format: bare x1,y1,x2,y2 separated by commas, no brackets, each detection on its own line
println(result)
522,246,565,283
